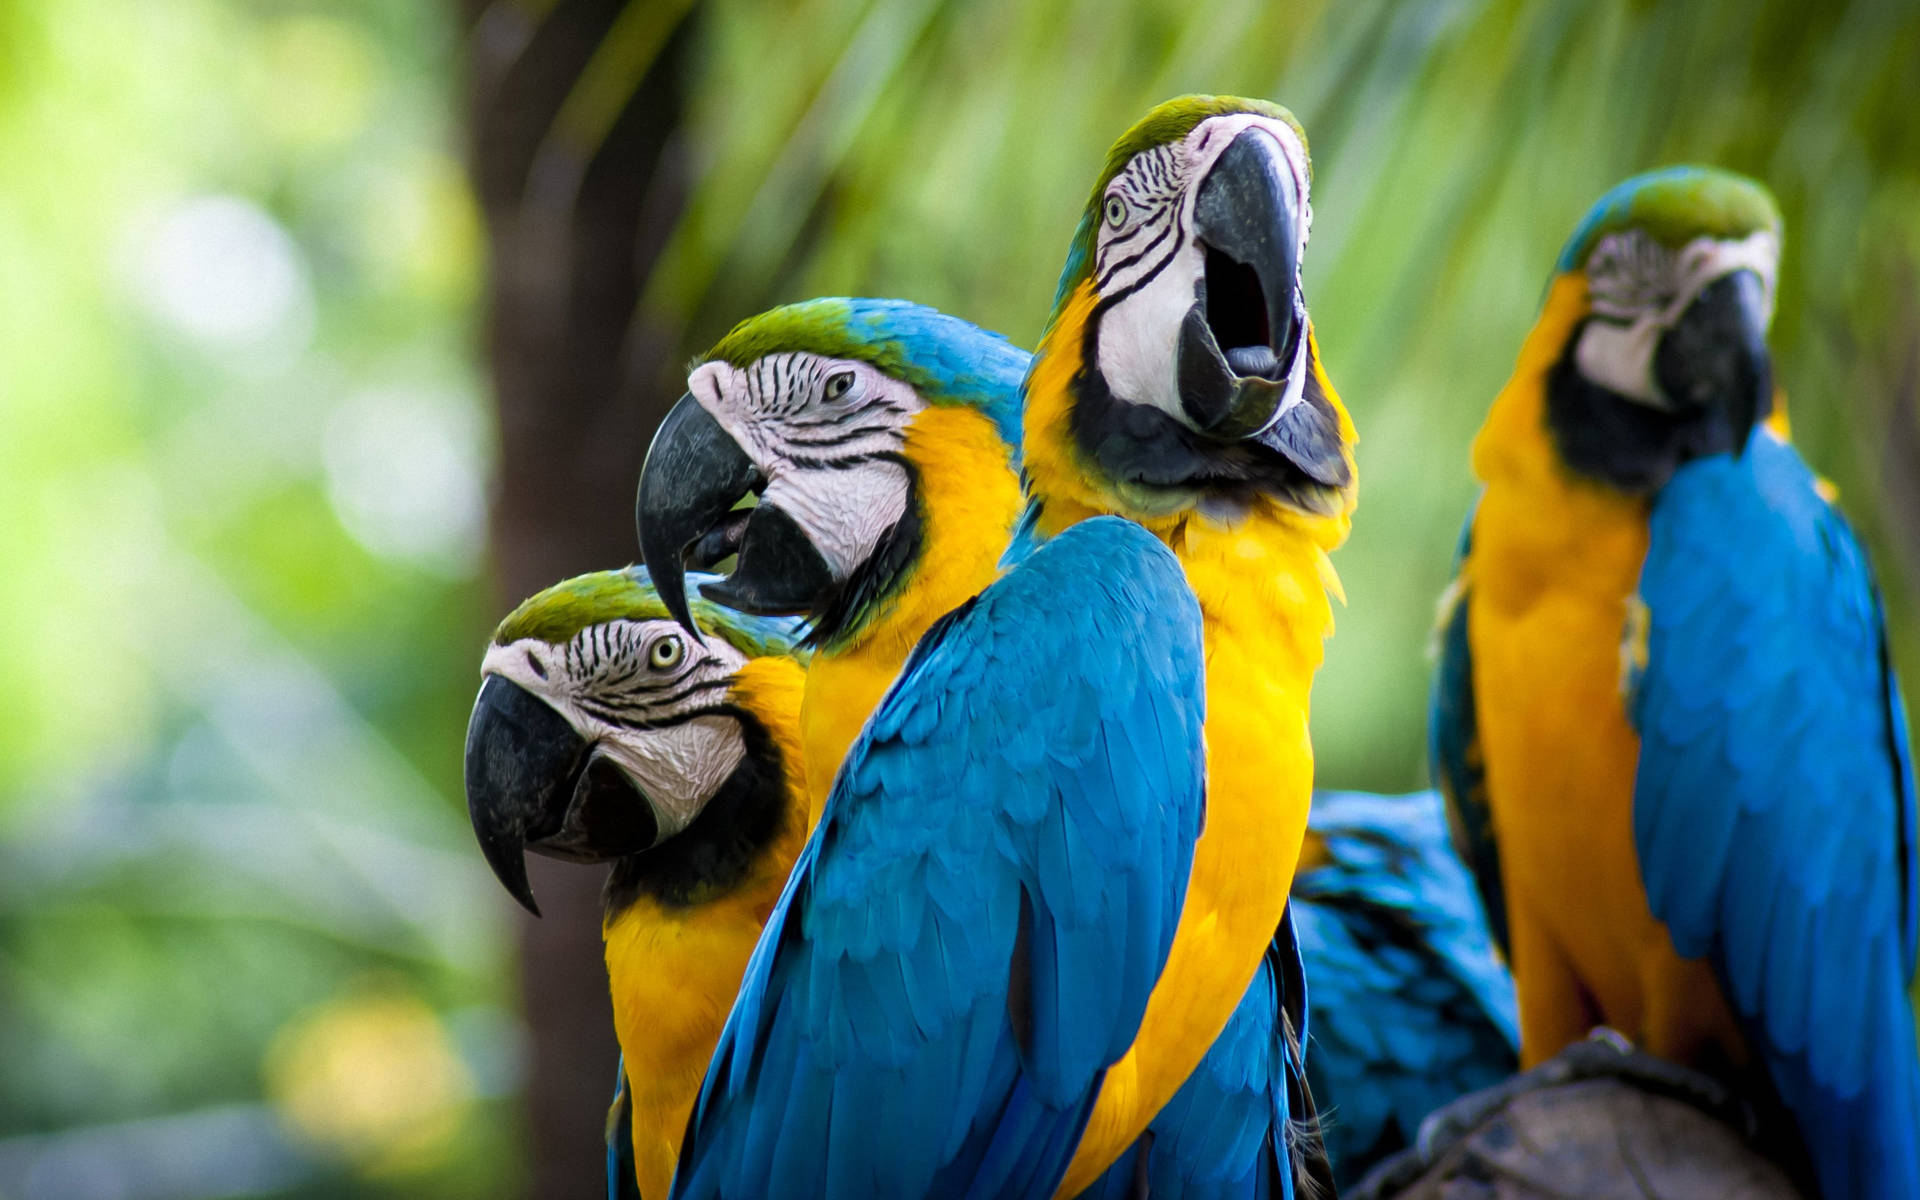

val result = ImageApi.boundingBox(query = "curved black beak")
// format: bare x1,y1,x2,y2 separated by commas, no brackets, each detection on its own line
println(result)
463,675,659,915
1180,127,1305,438
1171,128,1348,489
1654,269,1773,452
637,393,834,626
636,395,763,641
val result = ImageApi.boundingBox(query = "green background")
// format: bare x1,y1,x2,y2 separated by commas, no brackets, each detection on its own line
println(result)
1,1,1915,1195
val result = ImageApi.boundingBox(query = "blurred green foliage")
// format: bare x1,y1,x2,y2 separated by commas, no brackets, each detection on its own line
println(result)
0,1,517,1195
1,1,1916,1197
650,0,1920,790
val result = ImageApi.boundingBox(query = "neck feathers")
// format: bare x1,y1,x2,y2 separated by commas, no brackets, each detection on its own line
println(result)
800,405,1021,815
599,654,808,1198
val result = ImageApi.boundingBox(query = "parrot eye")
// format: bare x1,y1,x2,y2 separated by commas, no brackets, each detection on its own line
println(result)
823,370,855,401
648,635,686,672
1104,195,1128,228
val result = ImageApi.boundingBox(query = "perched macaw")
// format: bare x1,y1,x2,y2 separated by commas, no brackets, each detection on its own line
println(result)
1432,165,1919,1198
1014,94,1357,1194
640,296,1342,1197
637,297,1210,1198
1292,789,1518,1189
639,298,1031,824
641,94,1360,1194
461,568,809,1198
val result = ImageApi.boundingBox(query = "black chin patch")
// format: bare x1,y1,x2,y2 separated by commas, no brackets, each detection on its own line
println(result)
1545,321,1762,495
1074,315,1349,516
699,504,836,617
604,710,792,913
1255,392,1350,491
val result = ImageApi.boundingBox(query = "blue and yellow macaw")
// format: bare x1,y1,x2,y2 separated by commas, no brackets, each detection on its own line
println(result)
640,295,1351,1198
639,96,1358,1195
1292,789,1518,1189
460,568,808,1198
637,297,1211,1197
1433,165,1919,1198
1015,95,1357,1194
461,559,1316,1199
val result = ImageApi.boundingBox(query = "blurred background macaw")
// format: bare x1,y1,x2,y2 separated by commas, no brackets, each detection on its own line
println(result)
5,2,1920,1198
1434,166,1920,1198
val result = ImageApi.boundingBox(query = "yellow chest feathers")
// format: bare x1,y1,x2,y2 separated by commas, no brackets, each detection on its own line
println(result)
602,656,808,1199
1026,280,1358,1194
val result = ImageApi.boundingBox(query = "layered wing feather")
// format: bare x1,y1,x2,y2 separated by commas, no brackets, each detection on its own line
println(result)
1428,500,1509,958
1075,910,1322,1200
1292,789,1518,1189
606,1058,641,1200
671,517,1207,1200
1631,430,1920,1200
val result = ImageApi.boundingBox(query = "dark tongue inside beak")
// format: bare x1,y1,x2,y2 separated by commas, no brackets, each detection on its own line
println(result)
1179,127,1306,439
1225,345,1282,379
695,503,835,617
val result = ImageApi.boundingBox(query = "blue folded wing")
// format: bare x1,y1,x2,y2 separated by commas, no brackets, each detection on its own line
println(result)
1075,910,1321,1200
606,1057,641,1200
1292,789,1518,1189
1428,499,1508,959
1631,431,1920,1200
671,516,1208,1200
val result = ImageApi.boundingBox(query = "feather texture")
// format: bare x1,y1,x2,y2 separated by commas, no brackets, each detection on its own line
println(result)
1630,428,1920,1200
1292,789,1518,1190
1428,505,1508,959
670,517,1207,1199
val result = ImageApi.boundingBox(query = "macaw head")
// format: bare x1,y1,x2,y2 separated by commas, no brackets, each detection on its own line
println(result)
635,297,1028,646
1541,166,1782,492
1025,95,1355,527
462,566,805,915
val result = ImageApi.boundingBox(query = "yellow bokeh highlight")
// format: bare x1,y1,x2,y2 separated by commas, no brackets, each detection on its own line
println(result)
264,982,477,1177
256,14,376,151
360,151,483,306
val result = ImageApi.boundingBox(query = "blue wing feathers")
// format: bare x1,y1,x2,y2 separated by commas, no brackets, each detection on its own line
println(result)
1079,922,1294,1200
1292,789,1519,1190
672,516,1206,1200
606,1059,641,1200
1632,431,1920,1200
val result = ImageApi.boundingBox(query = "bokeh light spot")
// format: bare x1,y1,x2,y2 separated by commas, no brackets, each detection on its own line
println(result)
321,386,489,576
130,195,314,354
263,984,475,1176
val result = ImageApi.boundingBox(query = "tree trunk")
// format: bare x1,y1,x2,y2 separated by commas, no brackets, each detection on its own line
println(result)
460,1,698,1194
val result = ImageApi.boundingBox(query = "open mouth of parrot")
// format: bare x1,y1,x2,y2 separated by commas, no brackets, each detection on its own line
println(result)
464,674,662,915
1173,126,1316,444
1201,244,1290,382
685,505,754,571
638,394,838,638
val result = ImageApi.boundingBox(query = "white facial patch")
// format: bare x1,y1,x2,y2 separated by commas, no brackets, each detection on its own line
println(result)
1575,229,1779,407
588,716,745,838
480,619,752,840
1091,113,1313,424
1096,261,1196,414
760,460,910,580
687,355,924,580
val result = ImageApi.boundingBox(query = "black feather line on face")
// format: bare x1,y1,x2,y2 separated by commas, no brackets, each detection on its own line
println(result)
1544,321,1764,495
1070,317,1346,515
602,703,791,913
799,452,926,651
